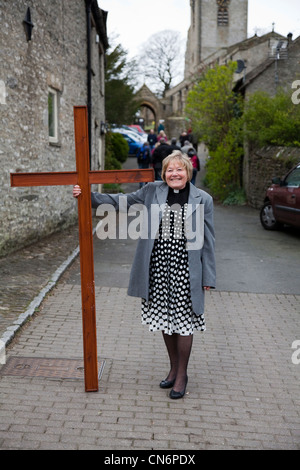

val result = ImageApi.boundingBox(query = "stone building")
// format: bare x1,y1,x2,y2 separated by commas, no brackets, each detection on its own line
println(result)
234,34,300,98
0,0,108,256
162,0,249,138
158,0,298,141
133,0,249,135
185,0,248,79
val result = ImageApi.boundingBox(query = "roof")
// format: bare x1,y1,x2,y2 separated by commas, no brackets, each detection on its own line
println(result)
233,33,300,92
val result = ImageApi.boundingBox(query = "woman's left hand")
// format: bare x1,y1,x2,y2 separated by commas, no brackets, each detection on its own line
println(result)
203,286,211,291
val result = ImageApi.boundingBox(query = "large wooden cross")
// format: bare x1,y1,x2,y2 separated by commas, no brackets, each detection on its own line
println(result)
10,106,154,392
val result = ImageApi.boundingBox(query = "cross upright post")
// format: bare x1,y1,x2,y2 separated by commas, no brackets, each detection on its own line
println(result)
10,106,154,392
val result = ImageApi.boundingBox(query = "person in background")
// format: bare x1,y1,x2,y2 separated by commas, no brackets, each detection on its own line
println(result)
136,141,152,187
157,130,168,142
151,138,172,180
170,138,181,152
179,131,188,147
147,129,157,151
187,147,200,185
181,140,193,155
158,120,165,133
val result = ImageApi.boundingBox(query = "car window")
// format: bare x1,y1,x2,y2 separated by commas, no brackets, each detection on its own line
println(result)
285,166,300,187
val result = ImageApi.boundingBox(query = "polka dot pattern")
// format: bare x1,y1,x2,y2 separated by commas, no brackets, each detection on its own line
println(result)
141,203,206,336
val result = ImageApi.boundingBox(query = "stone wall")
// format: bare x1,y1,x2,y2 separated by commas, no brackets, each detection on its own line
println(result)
0,1,106,256
244,146,300,209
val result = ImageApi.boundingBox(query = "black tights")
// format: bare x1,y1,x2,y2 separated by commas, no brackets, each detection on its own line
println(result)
162,332,193,391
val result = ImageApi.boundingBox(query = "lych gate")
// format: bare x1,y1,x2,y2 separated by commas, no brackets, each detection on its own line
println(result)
134,84,164,130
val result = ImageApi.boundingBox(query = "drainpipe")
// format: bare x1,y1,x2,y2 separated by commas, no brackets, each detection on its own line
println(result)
86,0,92,167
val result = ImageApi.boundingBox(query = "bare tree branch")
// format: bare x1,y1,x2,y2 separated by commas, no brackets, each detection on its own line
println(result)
138,30,185,97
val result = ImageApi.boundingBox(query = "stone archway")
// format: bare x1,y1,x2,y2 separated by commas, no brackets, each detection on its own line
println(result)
134,84,163,130
137,100,156,130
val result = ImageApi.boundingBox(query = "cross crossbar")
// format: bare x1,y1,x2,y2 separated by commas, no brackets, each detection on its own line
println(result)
10,106,154,392
10,169,154,187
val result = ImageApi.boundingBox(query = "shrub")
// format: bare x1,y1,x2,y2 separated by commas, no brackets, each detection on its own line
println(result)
105,132,129,170
205,128,244,200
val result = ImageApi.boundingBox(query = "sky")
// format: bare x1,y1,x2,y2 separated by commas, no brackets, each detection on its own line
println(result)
98,0,300,58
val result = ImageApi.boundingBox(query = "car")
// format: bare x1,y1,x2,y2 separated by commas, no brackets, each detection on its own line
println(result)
129,124,144,134
113,127,144,142
111,129,143,156
121,125,148,142
260,163,300,230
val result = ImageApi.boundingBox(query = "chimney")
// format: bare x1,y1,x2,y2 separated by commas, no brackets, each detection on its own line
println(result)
287,32,293,44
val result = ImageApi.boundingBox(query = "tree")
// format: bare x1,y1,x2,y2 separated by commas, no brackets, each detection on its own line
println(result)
185,62,244,201
243,89,300,148
185,62,241,150
138,30,184,97
105,40,139,125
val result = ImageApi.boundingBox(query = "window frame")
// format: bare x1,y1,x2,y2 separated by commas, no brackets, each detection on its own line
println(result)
48,87,59,144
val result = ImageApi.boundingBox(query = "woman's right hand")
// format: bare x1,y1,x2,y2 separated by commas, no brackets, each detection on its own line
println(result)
73,185,82,198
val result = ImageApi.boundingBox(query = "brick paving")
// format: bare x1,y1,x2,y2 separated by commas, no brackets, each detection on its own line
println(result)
0,243,299,449
0,224,80,340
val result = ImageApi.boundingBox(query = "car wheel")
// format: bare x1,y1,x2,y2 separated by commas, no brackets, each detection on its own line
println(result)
260,201,282,230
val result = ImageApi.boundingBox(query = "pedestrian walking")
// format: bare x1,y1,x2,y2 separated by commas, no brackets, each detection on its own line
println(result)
147,129,157,150
151,138,172,180
181,140,193,154
187,147,200,185
157,130,168,142
136,142,152,187
157,120,165,133
179,131,188,147
73,151,216,399
170,137,181,152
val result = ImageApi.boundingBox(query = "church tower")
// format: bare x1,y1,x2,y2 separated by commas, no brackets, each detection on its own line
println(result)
185,0,248,78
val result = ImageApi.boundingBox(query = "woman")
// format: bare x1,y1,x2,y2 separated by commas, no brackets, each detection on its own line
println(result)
73,151,216,399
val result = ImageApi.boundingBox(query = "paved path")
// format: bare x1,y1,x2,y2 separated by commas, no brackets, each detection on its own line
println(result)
0,162,299,450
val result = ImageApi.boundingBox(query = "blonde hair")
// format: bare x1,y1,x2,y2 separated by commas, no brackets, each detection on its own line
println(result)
161,150,193,182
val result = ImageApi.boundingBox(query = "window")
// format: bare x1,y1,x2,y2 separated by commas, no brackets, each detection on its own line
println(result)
285,166,300,187
218,7,229,26
0,80,6,104
48,88,58,143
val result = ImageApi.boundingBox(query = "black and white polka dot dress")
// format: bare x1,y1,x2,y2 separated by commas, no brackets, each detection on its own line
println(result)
141,185,206,336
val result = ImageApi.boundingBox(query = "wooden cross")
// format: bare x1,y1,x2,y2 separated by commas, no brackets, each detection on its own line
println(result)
10,106,154,392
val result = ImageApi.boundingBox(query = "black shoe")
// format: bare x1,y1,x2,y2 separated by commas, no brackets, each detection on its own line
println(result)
169,376,188,399
159,378,176,389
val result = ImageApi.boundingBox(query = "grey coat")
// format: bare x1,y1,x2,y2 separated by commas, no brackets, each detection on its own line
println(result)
91,182,216,315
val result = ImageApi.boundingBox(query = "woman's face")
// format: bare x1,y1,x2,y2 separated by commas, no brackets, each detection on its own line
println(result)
165,159,188,190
